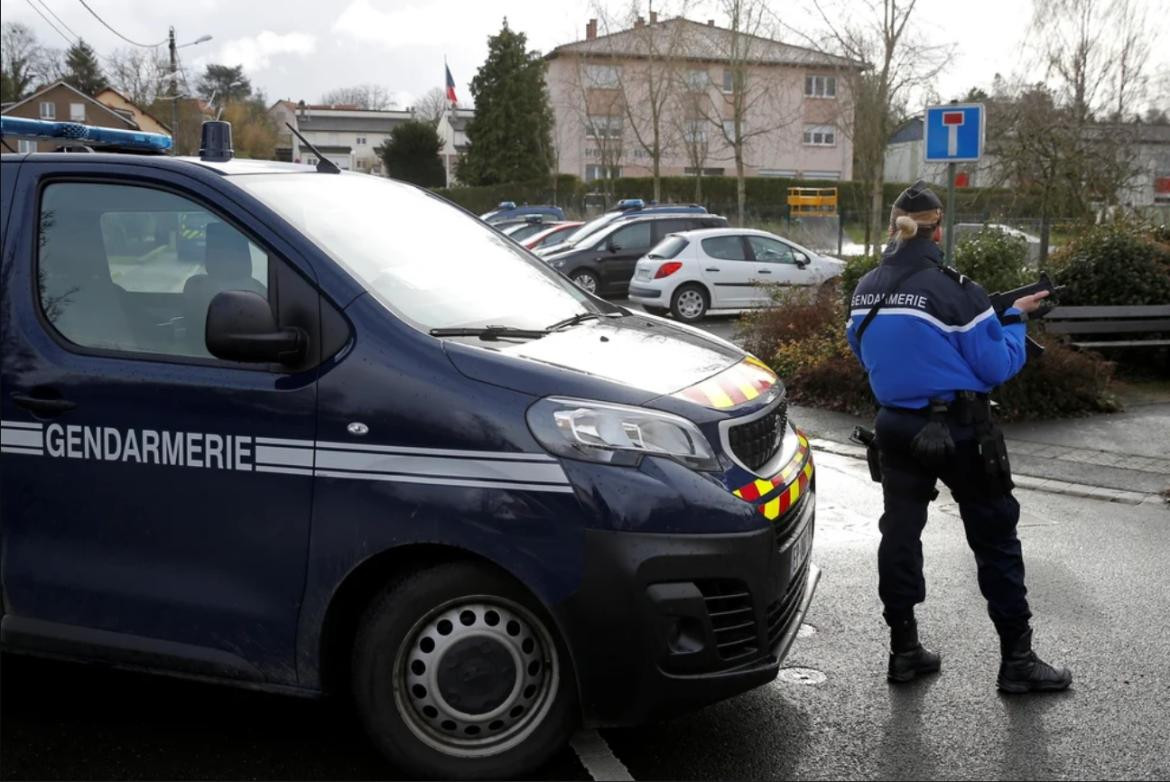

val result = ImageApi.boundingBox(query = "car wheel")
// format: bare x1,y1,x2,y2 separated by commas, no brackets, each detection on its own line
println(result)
352,562,577,779
671,284,709,322
569,270,600,295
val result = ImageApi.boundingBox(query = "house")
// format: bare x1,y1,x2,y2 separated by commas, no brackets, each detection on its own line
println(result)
544,16,864,183
1,81,147,154
269,101,416,174
95,87,171,135
436,106,474,186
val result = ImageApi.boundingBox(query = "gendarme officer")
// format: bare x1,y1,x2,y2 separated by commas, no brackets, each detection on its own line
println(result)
845,181,1072,693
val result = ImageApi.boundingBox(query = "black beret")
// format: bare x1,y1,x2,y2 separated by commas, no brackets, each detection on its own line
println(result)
894,180,943,212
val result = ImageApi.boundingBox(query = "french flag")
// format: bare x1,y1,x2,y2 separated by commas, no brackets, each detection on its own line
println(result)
445,64,457,105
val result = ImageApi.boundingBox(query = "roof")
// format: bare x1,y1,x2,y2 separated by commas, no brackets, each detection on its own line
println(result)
547,17,863,70
888,117,923,144
19,151,317,176
95,86,172,132
1,81,138,128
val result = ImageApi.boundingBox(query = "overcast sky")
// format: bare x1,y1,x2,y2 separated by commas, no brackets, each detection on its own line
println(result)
3,0,1168,112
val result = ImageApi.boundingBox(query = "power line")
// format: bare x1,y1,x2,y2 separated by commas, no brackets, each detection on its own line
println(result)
33,0,82,42
74,0,167,48
24,0,75,47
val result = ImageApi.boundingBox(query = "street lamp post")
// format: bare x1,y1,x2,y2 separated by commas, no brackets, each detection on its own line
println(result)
168,29,213,155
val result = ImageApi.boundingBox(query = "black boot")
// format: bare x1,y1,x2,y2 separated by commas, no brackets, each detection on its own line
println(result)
887,617,941,683
997,628,1073,694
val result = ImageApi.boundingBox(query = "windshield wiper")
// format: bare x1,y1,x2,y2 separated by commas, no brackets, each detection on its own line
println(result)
546,312,601,331
429,325,549,341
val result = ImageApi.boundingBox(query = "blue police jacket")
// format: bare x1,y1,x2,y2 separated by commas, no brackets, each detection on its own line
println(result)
845,236,1028,409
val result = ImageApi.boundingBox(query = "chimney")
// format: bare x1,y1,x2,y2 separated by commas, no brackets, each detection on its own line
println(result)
635,16,645,28
707,19,715,26
586,18,597,40
650,11,658,23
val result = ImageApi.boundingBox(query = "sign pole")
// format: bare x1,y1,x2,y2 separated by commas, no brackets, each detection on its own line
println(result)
944,161,957,262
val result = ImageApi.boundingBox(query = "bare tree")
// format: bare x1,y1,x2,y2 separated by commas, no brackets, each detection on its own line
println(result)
592,2,690,202
1108,0,1155,120
320,84,395,110
105,47,169,107
1030,0,1118,124
413,87,449,126
674,87,712,201
2,22,61,101
692,0,796,226
555,54,627,198
779,0,949,252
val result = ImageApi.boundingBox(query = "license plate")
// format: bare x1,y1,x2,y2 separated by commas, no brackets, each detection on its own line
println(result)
789,521,813,570
635,268,652,281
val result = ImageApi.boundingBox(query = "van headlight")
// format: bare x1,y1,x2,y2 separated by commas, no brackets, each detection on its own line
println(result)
527,397,718,471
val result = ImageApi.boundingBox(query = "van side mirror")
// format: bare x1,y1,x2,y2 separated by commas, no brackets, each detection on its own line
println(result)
206,290,306,365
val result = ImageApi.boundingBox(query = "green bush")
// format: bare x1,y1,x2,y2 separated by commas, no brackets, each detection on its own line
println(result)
952,228,1032,293
838,254,880,306
1050,223,1170,306
992,335,1118,420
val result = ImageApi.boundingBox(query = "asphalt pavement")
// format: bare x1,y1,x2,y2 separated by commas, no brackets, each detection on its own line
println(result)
4,452,1167,781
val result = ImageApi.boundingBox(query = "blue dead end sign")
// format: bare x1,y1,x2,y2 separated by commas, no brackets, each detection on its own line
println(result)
924,103,985,162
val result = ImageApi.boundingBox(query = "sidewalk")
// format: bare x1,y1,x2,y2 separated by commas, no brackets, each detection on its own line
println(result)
788,402,1170,506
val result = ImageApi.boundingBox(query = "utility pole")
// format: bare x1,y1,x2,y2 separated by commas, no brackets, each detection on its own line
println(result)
169,26,178,155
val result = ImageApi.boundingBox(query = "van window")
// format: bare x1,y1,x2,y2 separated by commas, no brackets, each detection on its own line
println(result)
604,221,652,252
38,182,269,359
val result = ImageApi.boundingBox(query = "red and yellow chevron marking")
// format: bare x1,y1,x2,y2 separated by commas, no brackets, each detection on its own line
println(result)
673,357,778,410
731,433,814,521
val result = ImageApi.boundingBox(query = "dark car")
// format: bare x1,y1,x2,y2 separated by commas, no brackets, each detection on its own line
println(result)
536,201,708,258
543,213,729,297
479,201,566,224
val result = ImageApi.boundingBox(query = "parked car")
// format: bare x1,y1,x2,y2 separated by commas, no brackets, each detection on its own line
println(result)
535,200,707,258
543,213,728,297
500,219,558,242
628,228,845,322
524,221,584,250
479,201,566,224
0,118,820,780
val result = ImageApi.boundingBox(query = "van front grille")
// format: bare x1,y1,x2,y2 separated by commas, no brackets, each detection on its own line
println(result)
728,401,787,471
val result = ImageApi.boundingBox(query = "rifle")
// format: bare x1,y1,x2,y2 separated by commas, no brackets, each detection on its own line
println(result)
988,273,1065,360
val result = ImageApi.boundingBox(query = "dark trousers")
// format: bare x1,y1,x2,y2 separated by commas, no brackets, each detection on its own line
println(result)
874,406,1031,637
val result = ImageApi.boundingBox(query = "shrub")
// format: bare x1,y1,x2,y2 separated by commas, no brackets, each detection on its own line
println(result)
951,228,1032,293
838,253,880,305
738,287,841,364
992,335,1118,420
1050,223,1170,306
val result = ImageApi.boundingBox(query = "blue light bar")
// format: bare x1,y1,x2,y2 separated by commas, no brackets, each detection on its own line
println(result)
616,198,645,211
1,116,172,152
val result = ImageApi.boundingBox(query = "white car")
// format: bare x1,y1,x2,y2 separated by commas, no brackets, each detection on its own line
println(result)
628,228,845,322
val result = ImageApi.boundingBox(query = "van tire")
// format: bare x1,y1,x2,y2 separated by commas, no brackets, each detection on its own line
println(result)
351,562,577,780
569,269,600,295
671,283,709,322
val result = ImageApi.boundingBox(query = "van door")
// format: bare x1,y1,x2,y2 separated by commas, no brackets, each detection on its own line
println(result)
0,168,320,682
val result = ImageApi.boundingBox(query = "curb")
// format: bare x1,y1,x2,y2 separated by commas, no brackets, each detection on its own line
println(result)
808,438,1160,507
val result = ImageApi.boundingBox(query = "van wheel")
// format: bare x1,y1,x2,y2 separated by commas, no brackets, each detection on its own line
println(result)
570,270,600,294
671,284,709,322
352,562,577,779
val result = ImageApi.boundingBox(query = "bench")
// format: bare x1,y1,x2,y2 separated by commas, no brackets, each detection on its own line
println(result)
1044,305,1170,349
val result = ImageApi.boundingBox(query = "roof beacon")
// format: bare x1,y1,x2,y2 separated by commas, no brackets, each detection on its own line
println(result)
0,116,172,153
616,198,645,211
199,120,234,162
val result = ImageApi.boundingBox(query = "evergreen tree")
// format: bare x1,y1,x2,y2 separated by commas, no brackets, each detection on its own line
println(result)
63,39,105,96
457,21,554,186
379,120,446,187
198,64,252,105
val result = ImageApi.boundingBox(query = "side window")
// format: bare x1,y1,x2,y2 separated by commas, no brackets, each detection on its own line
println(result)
38,182,269,361
654,219,692,241
607,221,652,252
702,236,748,261
748,236,797,264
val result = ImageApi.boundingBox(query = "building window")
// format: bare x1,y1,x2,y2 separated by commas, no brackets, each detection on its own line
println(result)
40,101,55,119
803,170,841,181
758,169,798,177
585,115,622,139
802,125,837,146
583,64,621,89
18,139,35,153
722,119,743,140
683,68,709,91
356,136,366,145
805,75,837,98
69,102,85,122
683,167,725,176
683,120,707,143
585,164,621,182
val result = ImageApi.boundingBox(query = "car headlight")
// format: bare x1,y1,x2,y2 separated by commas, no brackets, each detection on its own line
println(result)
526,397,718,471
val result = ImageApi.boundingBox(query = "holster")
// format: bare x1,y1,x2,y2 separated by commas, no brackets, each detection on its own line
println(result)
958,392,1015,494
850,426,883,483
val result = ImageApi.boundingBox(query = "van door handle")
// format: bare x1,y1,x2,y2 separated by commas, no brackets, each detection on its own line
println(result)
705,267,720,272
11,393,76,416
758,269,773,274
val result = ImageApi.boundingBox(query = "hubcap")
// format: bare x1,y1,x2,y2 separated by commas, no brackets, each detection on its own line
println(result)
572,272,597,293
676,289,705,319
395,599,559,758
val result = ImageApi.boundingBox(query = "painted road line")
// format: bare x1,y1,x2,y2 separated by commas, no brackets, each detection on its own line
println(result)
570,729,634,782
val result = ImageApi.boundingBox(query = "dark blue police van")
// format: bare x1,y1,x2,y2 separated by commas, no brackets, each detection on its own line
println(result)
0,119,819,779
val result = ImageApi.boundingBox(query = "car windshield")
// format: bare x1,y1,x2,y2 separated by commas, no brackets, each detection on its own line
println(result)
234,174,594,331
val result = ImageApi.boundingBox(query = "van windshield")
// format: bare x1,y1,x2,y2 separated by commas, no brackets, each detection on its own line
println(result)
560,212,621,247
234,174,594,331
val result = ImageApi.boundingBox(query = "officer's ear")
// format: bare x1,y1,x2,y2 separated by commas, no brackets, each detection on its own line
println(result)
932,224,943,243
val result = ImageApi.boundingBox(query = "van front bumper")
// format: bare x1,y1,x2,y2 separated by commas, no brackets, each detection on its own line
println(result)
553,495,818,727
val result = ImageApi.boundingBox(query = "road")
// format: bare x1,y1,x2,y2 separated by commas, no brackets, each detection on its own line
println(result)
4,449,1167,781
